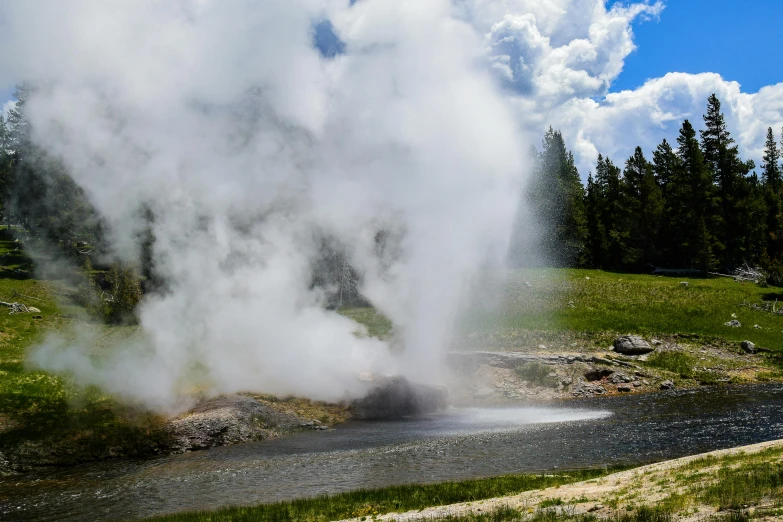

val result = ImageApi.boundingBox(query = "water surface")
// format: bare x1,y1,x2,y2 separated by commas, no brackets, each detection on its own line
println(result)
3,384,783,521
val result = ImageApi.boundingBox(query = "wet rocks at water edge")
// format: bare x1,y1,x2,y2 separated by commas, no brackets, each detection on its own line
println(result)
612,335,655,355
350,376,448,420
741,340,756,354
571,379,606,397
660,380,675,390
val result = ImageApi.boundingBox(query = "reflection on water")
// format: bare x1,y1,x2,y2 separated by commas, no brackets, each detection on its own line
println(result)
2,384,783,521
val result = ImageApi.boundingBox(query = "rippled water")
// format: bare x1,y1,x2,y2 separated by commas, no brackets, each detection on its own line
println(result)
3,384,783,521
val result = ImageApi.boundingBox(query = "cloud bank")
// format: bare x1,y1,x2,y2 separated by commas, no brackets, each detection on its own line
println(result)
460,0,783,175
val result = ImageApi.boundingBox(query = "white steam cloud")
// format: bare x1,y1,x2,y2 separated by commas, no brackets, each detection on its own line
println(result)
0,1,526,409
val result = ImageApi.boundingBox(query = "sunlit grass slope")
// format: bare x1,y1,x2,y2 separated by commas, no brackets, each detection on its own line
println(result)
344,269,783,352
0,231,167,465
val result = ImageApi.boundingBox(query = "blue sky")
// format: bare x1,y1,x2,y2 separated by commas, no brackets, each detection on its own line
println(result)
3,0,783,178
610,0,783,93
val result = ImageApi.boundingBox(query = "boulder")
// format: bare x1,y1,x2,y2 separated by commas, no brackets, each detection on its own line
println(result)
725,320,742,327
660,380,675,390
351,376,448,420
741,340,756,354
617,384,633,392
613,335,654,355
166,395,301,453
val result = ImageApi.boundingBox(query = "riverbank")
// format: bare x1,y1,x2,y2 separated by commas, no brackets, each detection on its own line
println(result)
5,383,783,520
3,262,783,474
336,439,783,521
446,335,782,403
138,438,783,522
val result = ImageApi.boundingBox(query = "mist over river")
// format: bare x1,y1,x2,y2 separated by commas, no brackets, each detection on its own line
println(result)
3,384,783,521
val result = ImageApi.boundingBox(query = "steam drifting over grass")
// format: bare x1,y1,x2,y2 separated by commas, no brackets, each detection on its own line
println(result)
0,1,529,409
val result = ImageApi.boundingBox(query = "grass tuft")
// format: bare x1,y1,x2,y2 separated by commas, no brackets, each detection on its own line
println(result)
146,470,612,522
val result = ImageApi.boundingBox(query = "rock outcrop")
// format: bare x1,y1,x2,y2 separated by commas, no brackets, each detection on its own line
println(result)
351,376,448,420
613,335,655,355
741,340,756,354
166,395,302,453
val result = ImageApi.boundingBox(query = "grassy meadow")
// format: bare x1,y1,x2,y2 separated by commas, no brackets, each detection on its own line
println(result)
345,269,783,354
0,231,169,468
1,222,783,471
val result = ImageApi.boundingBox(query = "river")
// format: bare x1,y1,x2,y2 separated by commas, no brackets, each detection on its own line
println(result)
2,383,783,521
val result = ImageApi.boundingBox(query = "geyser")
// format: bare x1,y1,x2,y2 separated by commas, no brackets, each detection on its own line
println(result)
0,0,528,410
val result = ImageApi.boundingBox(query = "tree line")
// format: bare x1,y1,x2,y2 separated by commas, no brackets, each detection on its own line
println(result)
518,94,783,285
0,85,142,322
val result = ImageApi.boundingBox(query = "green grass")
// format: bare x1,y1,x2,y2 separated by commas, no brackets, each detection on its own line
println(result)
345,269,783,354
495,269,783,351
699,460,783,511
515,362,557,387
0,230,169,468
146,469,614,522
339,306,393,338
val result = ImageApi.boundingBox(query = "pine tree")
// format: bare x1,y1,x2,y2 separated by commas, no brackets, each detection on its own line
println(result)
593,154,628,269
761,127,783,278
623,147,663,269
5,84,106,254
652,138,680,266
671,119,718,270
584,171,608,268
700,94,754,268
528,128,587,267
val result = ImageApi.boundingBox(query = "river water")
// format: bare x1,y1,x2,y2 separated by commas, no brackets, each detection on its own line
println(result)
3,384,783,521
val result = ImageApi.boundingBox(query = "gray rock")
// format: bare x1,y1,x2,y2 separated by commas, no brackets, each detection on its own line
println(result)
741,340,756,354
351,376,448,419
613,335,654,355
571,380,607,397
166,395,302,453
617,384,633,392
725,320,742,327
610,372,634,384
660,380,675,390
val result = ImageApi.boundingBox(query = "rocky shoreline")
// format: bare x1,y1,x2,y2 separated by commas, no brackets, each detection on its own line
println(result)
446,334,776,403
1,336,778,475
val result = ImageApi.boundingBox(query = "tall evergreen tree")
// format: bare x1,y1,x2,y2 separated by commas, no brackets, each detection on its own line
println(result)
700,94,754,268
671,119,718,270
5,84,106,256
761,126,783,273
652,138,681,266
527,128,587,266
584,171,608,268
593,154,628,269
623,147,663,269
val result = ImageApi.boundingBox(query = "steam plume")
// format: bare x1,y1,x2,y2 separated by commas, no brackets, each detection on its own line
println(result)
0,0,527,409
